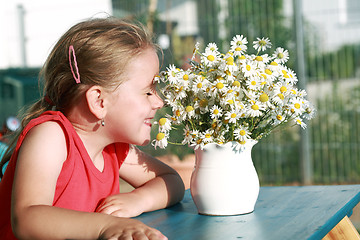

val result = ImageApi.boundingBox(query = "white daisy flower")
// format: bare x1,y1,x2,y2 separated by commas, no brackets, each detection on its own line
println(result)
152,132,168,149
210,105,223,119
230,35,248,56
172,105,186,122
253,37,272,52
272,92,286,106
211,78,228,96
246,76,261,91
271,111,286,125
205,42,219,53
201,129,214,143
202,51,219,67
289,97,304,115
156,117,172,132
234,126,251,141
247,101,265,117
303,103,316,120
166,64,179,84
221,54,238,73
258,92,273,108
192,75,208,93
182,125,193,145
224,109,240,124
185,105,196,119
241,61,257,77
294,117,307,129
191,137,205,150
253,54,270,68
272,47,289,64
231,34,248,47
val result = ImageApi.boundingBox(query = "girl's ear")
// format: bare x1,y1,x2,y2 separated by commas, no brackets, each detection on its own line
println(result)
85,86,106,120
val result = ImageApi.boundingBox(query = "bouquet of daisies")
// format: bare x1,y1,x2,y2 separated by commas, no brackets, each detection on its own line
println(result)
152,35,316,150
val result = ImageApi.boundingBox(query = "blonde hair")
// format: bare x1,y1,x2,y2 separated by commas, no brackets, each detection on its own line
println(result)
0,17,158,177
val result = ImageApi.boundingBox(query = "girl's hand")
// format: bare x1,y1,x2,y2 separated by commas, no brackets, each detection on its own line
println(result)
99,217,167,240
96,192,145,218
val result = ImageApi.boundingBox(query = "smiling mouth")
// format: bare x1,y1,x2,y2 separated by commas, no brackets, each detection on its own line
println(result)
144,119,152,127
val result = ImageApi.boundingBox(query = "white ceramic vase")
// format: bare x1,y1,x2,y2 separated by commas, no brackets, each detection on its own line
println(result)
190,140,260,216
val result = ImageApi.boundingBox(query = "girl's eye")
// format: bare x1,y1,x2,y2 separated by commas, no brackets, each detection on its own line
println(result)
146,92,153,96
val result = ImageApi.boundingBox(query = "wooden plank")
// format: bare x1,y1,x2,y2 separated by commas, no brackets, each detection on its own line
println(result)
323,216,360,240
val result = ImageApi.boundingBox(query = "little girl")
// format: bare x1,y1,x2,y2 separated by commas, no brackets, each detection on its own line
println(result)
0,17,185,239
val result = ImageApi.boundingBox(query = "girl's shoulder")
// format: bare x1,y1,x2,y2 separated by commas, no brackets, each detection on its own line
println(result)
18,112,69,161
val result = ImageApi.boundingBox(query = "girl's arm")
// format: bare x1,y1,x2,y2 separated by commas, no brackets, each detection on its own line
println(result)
96,145,185,217
12,122,166,240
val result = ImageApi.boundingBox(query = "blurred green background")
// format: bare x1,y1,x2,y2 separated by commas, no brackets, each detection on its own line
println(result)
1,0,360,186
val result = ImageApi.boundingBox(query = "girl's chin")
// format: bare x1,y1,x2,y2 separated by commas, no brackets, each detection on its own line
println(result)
138,139,150,146
130,136,150,146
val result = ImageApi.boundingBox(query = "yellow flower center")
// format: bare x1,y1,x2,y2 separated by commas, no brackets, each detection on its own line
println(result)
255,56,263,61
294,103,301,109
183,74,189,80
226,56,234,64
186,106,194,112
207,55,215,61
197,82,202,88
246,65,251,71
213,109,219,115
205,133,211,138
278,53,284,59
239,130,246,136
270,61,278,66
231,113,237,118
276,115,282,120
259,93,269,102
277,93,284,100
227,99,234,104
280,86,287,93
232,81,240,87
265,69,272,75
251,104,259,110
259,40,267,46
251,81,257,86
156,132,165,141
235,47,242,51
216,82,224,89
175,110,181,116
158,118,167,126
239,55,246,60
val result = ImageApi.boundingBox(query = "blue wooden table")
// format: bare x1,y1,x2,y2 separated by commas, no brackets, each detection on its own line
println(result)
136,185,360,240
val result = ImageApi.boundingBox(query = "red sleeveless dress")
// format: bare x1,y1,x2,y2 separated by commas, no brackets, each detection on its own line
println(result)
0,111,129,239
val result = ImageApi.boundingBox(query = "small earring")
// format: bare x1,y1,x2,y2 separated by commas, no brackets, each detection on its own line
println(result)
101,119,105,127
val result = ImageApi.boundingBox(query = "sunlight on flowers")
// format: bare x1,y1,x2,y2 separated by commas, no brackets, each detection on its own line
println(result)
152,35,316,150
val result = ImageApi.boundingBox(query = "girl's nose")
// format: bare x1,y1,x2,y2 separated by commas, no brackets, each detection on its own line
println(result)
153,93,164,109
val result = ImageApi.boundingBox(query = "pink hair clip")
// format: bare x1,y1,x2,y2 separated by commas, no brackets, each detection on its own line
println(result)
69,45,81,84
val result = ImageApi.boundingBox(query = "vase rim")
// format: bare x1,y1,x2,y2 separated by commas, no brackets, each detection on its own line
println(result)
191,139,258,151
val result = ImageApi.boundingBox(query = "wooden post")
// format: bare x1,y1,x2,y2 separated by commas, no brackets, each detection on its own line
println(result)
323,216,360,240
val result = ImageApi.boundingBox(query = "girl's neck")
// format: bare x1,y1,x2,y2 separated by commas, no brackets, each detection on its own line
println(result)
66,106,110,171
